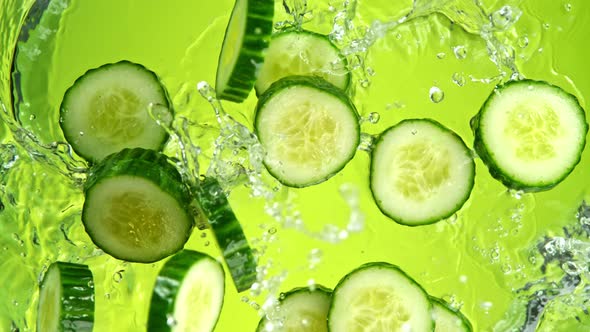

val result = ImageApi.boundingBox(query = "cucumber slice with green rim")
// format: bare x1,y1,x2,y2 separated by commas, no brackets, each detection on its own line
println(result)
60,61,173,163
472,79,588,192
255,30,350,95
215,0,274,102
255,75,360,187
430,296,473,332
37,262,95,332
147,250,225,332
198,177,257,292
257,285,332,332
328,262,434,332
370,118,475,226
82,148,193,263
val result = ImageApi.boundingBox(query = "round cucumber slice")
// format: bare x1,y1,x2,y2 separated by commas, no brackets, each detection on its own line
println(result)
370,118,475,226
60,61,173,163
255,75,360,188
430,296,473,332
472,79,588,192
148,250,225,332
82,148,193,263
255,30,350,95
37,262,95,332
328,262,433,332
257,285,332,332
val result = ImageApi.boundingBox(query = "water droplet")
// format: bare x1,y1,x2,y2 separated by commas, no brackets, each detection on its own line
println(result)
367,112,380,124
508,189,523,199
429,86,444,103
79,131,84,136
543,22,550,30
308,248,322,269
452,72,466,87
436,52,446,59
562,261,582,276
366,67,376,76
241,296,250,303
87,280,94,288
268,227,277,234
166,314,177,327
490,6,514,30
113,270,124,283
29,114,36,121
359,79,370,88
200,232,207,238
453,45,467,59
358,133,375,152
564,3,572,12
517,35,529,48
204,240,210,246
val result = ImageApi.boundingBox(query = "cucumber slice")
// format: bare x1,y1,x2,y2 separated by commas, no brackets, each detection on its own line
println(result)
82,148,193,263
37,262,95,332
370,119,475,226
198,177,257,292
257,285,332,332
255,30,350,95
255,76,360,187
215,0,274,102
60,61,173,163
472,79,588,192
328,262,433,332
430,296,473,332
147,250,225,332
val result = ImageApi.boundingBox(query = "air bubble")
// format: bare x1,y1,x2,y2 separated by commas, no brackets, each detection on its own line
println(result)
543,22,550,30
564,3,572,12
113,270,124,283
429,86,444,103
452,72,466,87
453,45,467,59
308,248,322,269
367,112,380,124
436,52,446,59
358,133,375,152
166,314,177,327
517,36,529,48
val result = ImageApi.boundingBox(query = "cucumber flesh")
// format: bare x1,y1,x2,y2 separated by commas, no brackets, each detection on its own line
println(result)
82,148,193,263
371,119,475,226
255,76,360,187
255,30,350,95
60,61,172,163
430,296,473,332
328,262,434,332
148,250,225,332
216,0,274,102
37,262,95,332
257,285,331,332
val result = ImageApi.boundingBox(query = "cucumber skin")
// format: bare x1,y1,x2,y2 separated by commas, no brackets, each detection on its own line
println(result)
147,250,225,332
59,60,173,163
198,177,257,292
82,148,193,263
471,79,588,192
255,29,351,96
370,118,475,226
256,284,332,332
254,75,361,188
429,296,473,332
40,262,95,332
216,0,274,102
328,262,435,332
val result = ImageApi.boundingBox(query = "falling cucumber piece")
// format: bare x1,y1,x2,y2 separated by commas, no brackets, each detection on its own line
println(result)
147,250,225,332
257,285,332,332
472,79,588,192
37,262,95,332
82,148,193,263
328,262,434,332
215,0,274,102
430,296,473,332
255,75,360,188
197,177,257,292
255,30,350,95
370,118,475,226
60,61,173,163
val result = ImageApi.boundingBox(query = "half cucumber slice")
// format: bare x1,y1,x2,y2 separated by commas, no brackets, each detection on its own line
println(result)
472,79,588,192
255,30,350,95
82,148,193,263
328,262,433,332
370,118,475,226
430,296,473,332
60,61,173,163
257,285,332,332
255,76,360,187
37,262,95,332
198,177,257,292
147,250,225,332
215,0,274,102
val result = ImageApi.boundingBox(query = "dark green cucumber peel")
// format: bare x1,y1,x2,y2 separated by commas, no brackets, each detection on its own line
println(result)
197,177,257,292
216,0,274,102
147,250,225,332
254,75,361,188
60,60,172,163
370,118,475,226
429,296,473,332
471,79,588,192
82,148,193,263
37,262,95,332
